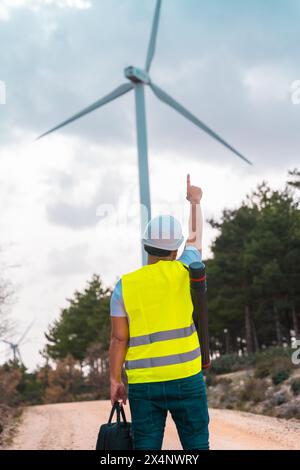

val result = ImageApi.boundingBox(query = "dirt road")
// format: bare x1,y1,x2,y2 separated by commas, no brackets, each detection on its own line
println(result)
6,401,300,450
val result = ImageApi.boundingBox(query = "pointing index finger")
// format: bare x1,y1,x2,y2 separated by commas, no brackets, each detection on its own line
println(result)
187,174,191,190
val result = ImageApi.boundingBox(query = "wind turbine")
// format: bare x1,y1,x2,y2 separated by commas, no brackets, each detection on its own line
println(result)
1,320,35,365
37,0,251,265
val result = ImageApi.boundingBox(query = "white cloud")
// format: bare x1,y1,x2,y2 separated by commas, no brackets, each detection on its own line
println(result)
0,0,91,21
242,64,293,103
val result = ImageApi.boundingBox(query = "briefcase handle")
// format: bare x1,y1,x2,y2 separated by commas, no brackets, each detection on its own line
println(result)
108,401,127,424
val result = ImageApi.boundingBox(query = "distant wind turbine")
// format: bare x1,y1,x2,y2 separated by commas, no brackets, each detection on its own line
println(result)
37,0,251,265
1,320,35,365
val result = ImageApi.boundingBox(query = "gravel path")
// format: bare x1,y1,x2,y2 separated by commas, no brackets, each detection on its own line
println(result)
6,401,300,450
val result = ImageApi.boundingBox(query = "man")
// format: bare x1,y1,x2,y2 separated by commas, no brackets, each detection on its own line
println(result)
109,174,209,450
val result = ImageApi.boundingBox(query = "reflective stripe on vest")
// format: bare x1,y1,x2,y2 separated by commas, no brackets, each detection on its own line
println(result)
122,260,202,384
129,323,196,347
125,346,201,370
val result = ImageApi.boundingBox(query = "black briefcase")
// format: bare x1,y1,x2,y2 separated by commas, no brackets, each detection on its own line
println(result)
95,401,133,450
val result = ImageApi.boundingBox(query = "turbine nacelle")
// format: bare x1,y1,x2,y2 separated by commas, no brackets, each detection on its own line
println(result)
124,66,151,84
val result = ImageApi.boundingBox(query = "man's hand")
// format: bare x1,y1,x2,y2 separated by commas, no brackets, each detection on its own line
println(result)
186,174,203,204
186,174,203,250
110,379,127,405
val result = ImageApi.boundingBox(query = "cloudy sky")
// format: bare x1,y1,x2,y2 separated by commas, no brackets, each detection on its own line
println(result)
0,0,299,369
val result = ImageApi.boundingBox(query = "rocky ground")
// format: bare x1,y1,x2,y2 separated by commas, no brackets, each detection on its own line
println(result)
206,368,300,419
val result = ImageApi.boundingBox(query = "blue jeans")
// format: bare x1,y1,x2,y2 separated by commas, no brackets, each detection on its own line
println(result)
128,372,209,450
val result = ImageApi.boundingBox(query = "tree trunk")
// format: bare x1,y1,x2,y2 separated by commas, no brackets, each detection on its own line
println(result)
224,330,230,354
245,304,254,354
252,318,260,352
274,306,283,346
292,305,299,339
225,331,230,355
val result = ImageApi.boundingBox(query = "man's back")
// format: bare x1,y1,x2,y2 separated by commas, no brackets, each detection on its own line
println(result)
122,260,192,334
122,260,201,384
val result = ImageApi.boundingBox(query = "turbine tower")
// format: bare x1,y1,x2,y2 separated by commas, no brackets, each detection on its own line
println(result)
1,320,35,365
37,0,251,265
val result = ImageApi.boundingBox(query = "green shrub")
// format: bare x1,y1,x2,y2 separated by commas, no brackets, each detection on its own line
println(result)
17,372,45,405
273,393,287,406
210,348,293,378
255,349,293,376
291,378,300,396
210,355,235,374
254,362,271,379
254,347,292,362
265,356,293,385
211,354,254,375
272,369,290,385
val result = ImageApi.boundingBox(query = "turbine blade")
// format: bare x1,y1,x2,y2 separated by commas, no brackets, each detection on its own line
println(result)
1,339,11,345
150,83,252,165
145,0,162,72
17,319,35,345
37,83,133,140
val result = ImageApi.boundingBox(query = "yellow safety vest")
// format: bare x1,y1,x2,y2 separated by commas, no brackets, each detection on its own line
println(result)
122,260,202,384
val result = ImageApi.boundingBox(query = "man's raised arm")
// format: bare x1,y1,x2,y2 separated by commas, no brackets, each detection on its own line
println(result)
185,174,203,253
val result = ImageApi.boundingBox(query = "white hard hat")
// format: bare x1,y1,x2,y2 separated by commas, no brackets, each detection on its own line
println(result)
142,215,184,251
